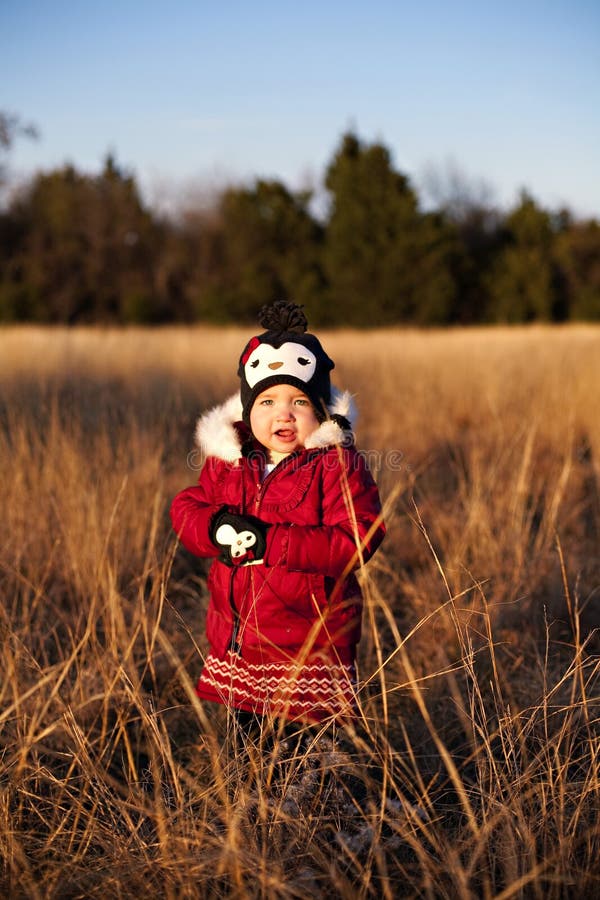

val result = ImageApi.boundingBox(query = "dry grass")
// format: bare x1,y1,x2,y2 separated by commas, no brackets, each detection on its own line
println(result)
0,324,599,899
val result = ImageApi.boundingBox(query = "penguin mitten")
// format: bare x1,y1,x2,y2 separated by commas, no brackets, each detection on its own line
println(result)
210,508,270,565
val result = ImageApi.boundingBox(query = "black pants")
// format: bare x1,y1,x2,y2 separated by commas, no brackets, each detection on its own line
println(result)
231,708,315,752
228,709,369,809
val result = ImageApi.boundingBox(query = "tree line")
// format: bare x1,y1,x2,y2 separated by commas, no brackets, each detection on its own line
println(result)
1,130,599,326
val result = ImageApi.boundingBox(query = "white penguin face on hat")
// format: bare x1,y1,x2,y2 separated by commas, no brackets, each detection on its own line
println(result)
244,341,317,388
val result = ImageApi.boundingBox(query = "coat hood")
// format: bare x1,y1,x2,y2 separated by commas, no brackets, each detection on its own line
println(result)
195,388,357,463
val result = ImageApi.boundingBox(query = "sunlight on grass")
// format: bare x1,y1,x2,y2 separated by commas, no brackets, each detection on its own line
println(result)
0,324,599,897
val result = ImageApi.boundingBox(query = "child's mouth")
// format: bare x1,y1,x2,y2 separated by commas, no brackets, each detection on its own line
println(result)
274,429,296,442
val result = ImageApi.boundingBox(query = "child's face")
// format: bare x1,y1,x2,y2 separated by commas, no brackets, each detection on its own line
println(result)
250,383,320,463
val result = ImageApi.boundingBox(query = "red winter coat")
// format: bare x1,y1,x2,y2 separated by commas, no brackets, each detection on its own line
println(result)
170,390,385,721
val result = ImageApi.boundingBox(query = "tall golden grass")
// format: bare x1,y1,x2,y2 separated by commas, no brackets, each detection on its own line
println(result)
1,324,599,898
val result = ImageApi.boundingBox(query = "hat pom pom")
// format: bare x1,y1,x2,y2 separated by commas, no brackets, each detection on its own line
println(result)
258,300,307,334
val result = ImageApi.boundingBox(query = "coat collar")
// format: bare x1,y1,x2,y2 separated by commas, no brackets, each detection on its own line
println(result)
195,388,357,462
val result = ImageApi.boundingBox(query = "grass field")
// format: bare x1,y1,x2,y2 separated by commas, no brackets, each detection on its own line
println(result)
1,324,599,898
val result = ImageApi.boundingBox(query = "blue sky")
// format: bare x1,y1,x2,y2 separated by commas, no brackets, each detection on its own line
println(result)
2,0,599,217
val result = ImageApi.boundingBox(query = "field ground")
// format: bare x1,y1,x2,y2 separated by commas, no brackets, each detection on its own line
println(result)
1,324,599,898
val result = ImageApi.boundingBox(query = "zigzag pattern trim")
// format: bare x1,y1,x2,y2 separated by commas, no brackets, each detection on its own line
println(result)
198,651,357,716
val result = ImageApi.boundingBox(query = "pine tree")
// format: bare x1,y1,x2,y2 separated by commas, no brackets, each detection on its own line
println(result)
323,132,457,325
192,179,324,323
486,192,558,322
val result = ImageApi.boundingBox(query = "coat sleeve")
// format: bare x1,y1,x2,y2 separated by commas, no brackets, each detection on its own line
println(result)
264,448,385,579
169,457,226,558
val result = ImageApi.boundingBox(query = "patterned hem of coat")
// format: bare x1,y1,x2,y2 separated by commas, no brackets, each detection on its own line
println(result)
196,650,358,723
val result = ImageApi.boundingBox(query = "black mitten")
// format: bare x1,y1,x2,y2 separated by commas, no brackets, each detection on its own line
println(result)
210,508,270,564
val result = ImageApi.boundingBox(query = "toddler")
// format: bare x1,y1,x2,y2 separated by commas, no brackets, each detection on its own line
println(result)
170,301,385,730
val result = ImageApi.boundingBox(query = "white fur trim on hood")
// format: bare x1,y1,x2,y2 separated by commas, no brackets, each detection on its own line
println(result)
195,387,357,462
195,393,244,463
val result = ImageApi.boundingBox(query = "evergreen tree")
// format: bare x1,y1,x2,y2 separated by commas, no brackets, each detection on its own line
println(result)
323,132,457,325
554,218,600,320
0,156,162,323
192,179,324,323
486,192,558,322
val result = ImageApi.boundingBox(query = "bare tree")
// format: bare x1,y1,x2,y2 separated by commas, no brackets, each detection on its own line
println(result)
0,110,39,187
420,157,497,228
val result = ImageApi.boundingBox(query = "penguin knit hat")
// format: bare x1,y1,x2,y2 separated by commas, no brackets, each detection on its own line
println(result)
238,301,335,427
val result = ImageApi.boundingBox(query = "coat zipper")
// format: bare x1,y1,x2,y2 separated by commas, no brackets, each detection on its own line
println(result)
225,456,294,653
227,566,242,655
229,449,317,653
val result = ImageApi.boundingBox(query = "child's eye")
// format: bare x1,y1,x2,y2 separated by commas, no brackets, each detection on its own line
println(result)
260,399,273,406
295,399,309,406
